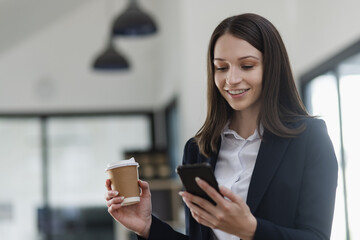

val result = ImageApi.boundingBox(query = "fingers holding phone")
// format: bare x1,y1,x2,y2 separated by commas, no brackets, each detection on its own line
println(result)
176,163,222,205
179,175,257,239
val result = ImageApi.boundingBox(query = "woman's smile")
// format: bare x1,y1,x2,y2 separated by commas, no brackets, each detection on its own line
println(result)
226,88,250,97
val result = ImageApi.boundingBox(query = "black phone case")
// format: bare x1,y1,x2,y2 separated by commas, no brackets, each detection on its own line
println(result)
176,163,220,205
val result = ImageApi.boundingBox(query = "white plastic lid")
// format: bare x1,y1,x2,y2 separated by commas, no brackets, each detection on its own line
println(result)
105,157,139,171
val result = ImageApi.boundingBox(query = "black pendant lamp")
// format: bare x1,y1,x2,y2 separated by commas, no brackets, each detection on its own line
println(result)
93,38,130,70
112,0,157,36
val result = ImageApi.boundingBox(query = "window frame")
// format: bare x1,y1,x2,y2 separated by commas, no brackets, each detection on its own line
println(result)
300,39,360,240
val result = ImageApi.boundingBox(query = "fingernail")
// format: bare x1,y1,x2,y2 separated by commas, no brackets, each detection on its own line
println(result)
178,191,184,196
195,177,201,183
119,196,125,201
113,191,119,196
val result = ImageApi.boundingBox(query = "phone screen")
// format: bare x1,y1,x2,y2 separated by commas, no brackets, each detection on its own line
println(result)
176,163,220,205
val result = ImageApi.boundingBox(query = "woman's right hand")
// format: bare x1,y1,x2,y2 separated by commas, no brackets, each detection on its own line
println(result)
105,179,152,239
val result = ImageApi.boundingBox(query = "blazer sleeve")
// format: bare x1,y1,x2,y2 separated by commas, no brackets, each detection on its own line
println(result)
137,215,188,240
254,119,338,240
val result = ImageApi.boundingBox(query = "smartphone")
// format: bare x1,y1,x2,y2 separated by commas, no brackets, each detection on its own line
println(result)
176,163,221,205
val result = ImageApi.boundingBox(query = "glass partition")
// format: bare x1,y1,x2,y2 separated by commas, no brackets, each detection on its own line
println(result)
0,118,42,240
0,114,152,240
338,56,360,239
48,115,151,207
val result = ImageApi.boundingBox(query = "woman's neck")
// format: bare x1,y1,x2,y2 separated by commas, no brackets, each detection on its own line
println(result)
229,110,259,139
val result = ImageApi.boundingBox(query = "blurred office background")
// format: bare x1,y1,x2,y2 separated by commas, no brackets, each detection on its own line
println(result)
0,0,359,239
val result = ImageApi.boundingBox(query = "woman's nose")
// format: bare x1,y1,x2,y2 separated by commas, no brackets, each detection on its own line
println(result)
225,67,242,85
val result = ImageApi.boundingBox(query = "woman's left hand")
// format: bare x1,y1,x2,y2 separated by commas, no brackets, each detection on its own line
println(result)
180,177,257,240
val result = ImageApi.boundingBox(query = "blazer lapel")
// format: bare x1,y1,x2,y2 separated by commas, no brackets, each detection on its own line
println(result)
246,131,291,213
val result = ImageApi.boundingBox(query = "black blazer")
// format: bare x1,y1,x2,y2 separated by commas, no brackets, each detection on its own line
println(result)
139,118,338,240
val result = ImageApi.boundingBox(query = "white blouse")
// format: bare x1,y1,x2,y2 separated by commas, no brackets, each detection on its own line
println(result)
212,123,263,240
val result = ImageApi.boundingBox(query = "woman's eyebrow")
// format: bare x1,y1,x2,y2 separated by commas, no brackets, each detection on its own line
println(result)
238,55,260,60
213,55,260,61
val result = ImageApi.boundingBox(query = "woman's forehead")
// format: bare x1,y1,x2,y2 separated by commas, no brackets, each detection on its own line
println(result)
214,34,262,61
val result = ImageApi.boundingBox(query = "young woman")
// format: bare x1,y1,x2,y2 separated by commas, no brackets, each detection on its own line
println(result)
105,13,338,240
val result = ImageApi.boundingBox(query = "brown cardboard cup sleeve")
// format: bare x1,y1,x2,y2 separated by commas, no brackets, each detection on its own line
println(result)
106,157,140,206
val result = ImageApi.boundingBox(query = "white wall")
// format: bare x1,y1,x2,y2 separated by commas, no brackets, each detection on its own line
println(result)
295,0,360,75
152,0,181,108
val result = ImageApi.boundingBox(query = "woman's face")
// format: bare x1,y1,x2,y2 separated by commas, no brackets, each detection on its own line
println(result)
213,33,263,116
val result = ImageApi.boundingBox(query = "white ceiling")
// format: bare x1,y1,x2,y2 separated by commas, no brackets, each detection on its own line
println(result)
0,0,90,54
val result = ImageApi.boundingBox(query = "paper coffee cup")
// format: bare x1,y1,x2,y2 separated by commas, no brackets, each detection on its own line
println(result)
105,157,140,206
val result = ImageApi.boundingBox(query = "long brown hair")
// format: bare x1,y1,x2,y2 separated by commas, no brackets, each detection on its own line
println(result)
195,13,310,158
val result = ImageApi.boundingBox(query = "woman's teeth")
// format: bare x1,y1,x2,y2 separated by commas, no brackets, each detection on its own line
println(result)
228,89,248,94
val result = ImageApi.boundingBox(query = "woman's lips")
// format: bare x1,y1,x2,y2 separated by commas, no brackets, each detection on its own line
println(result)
226,88,250,96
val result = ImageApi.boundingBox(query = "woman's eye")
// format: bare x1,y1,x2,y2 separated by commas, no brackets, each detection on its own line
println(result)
216,67,227,71
242,65,253,70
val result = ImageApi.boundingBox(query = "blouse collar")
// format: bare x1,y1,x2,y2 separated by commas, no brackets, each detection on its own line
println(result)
222,121,264,141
